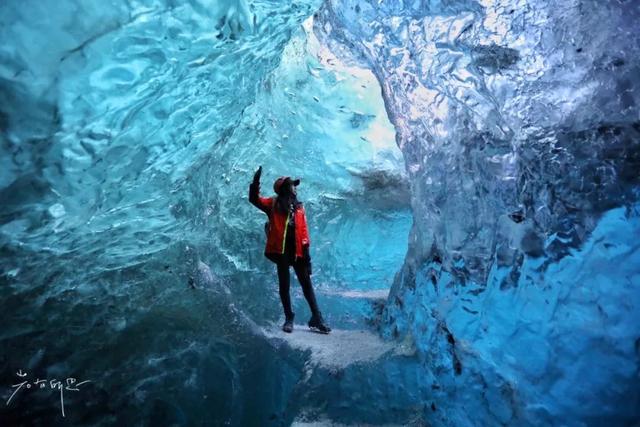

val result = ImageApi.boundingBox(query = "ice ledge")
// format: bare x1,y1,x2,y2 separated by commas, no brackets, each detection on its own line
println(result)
321,289,390,299
292,417,404,427
261,324,398,372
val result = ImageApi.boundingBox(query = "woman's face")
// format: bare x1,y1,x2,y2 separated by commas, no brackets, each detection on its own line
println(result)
289,182,297,196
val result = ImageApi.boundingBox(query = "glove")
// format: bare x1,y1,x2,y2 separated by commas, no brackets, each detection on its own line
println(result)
252,165,262,185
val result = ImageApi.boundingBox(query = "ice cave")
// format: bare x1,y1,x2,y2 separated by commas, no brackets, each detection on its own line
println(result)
1,0,639,425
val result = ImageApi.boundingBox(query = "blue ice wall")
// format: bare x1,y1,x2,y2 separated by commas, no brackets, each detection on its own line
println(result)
315,0,640,425
1,0,639,425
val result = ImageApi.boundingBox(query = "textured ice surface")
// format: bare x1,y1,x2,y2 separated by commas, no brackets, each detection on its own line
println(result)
315,0,640,425
1,0,639,426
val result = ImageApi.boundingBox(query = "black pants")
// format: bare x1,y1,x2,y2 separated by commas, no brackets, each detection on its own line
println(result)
277,258,320,320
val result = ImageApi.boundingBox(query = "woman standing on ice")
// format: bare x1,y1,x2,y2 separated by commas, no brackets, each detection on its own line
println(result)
249,166,331,334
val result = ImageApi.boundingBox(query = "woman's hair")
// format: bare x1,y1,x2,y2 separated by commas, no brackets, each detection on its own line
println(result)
275,180,300,214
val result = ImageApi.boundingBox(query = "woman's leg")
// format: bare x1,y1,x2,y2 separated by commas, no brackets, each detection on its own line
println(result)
276,262,294,319
292,260,320,317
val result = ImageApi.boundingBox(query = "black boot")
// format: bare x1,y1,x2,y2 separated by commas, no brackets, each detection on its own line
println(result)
308,313,331,334
282,312,295,333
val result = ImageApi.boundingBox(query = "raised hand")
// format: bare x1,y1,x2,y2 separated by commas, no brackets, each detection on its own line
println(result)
253,165,262,184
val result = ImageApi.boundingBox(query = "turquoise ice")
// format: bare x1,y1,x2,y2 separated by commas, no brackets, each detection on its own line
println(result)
1,0,639,425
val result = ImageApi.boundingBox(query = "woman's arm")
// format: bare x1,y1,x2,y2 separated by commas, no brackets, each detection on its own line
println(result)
299,206,312,274
248,166,272,215
299,206,311,247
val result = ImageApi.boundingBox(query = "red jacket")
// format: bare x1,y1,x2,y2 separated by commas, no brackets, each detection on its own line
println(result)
249,183,311,261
